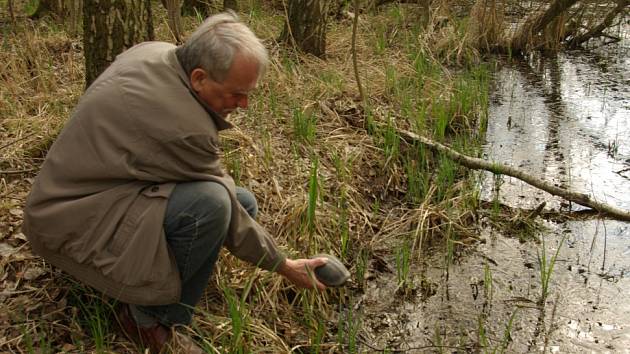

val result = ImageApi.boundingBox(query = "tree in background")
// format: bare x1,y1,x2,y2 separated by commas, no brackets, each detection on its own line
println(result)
162,0,184,43
30,0,66,19
83,0,154,87
280,0,330,57
30,0,82,35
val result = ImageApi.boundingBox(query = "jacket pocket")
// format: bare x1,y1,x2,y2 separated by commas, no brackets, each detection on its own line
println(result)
109,185,168,255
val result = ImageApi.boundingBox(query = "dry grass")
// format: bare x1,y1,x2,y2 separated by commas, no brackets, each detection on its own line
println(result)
0,1,494,353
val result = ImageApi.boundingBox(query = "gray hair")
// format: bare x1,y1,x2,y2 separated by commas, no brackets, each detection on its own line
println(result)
176,11,268,82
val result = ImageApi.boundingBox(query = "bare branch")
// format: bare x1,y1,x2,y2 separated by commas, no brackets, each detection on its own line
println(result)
397,129,630,222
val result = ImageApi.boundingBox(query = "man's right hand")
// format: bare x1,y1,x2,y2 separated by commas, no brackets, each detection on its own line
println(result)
276,258,328,290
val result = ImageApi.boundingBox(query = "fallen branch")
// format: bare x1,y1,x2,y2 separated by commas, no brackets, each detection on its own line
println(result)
568,0,629,48
397,129,630,222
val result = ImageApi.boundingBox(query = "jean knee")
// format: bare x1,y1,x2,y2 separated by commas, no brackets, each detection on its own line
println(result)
236,187,258,219
194,183,232,237
166,182,232,240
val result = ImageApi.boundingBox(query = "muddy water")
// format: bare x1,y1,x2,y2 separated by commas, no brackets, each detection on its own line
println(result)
358,49,629,352
478,48,629,351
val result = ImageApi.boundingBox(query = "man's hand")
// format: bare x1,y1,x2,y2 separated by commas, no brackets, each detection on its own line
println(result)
277,258,328,290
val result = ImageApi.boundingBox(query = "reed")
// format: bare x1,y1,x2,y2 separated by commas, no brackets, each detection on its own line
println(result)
292,106,317,145
307,157,319,242
68,286,115,353
537,233,567,303
395,237,413,294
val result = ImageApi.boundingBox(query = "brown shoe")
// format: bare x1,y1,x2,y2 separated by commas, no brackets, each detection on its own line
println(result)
116,304,171,354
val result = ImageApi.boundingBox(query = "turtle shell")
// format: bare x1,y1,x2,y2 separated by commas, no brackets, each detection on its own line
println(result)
310,253,351,287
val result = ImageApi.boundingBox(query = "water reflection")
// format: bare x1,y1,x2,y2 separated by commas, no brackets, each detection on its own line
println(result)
478,49,630,351
483,51,629,211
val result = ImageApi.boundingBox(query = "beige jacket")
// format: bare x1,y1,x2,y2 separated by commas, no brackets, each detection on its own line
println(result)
23,42,285,306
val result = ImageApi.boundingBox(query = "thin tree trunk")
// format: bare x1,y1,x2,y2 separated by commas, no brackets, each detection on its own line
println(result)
30,0,83,35
83,0,154,88
67,0,83,37
352,0,365,104
280,0,330,57
396,129,630,221
510,0,579,51
164,0,183,44
30,0,64,19
8,0,16,26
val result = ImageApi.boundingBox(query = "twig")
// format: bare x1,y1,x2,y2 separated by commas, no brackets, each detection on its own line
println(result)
397,129,630,222
0,168,37,175
351,0,366,105
0,132,38,151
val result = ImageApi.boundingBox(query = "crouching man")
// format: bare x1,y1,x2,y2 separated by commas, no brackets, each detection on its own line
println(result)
23,11,326,353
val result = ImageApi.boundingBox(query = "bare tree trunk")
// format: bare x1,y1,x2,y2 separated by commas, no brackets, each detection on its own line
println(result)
83,0,154,88
67,0,83,36
30,0,83,35
164,0,184,44
510,0,579,51
30,0,65,19
352,0,365,104
280,0,330,57
8,0,16,26
396,129,630,221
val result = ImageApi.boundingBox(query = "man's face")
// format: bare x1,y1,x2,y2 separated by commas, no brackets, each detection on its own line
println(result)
192,53,259,118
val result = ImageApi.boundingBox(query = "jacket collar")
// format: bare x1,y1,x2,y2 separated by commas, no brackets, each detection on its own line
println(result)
166,47,234,131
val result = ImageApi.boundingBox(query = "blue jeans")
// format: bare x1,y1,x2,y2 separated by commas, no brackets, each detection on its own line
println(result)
136,181,257,326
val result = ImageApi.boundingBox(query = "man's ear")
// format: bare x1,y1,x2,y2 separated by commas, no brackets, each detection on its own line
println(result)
189,68,207,93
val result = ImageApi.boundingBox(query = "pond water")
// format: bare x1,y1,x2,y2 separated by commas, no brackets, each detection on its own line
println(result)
478,44,629,351
357,44,629,352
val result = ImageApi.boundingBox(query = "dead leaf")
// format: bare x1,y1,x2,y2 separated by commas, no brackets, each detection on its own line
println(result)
23,266,45,280
0,225,13,240
61,343,76,351
13,232,27,241
9,209,23,218
0,243,17,257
